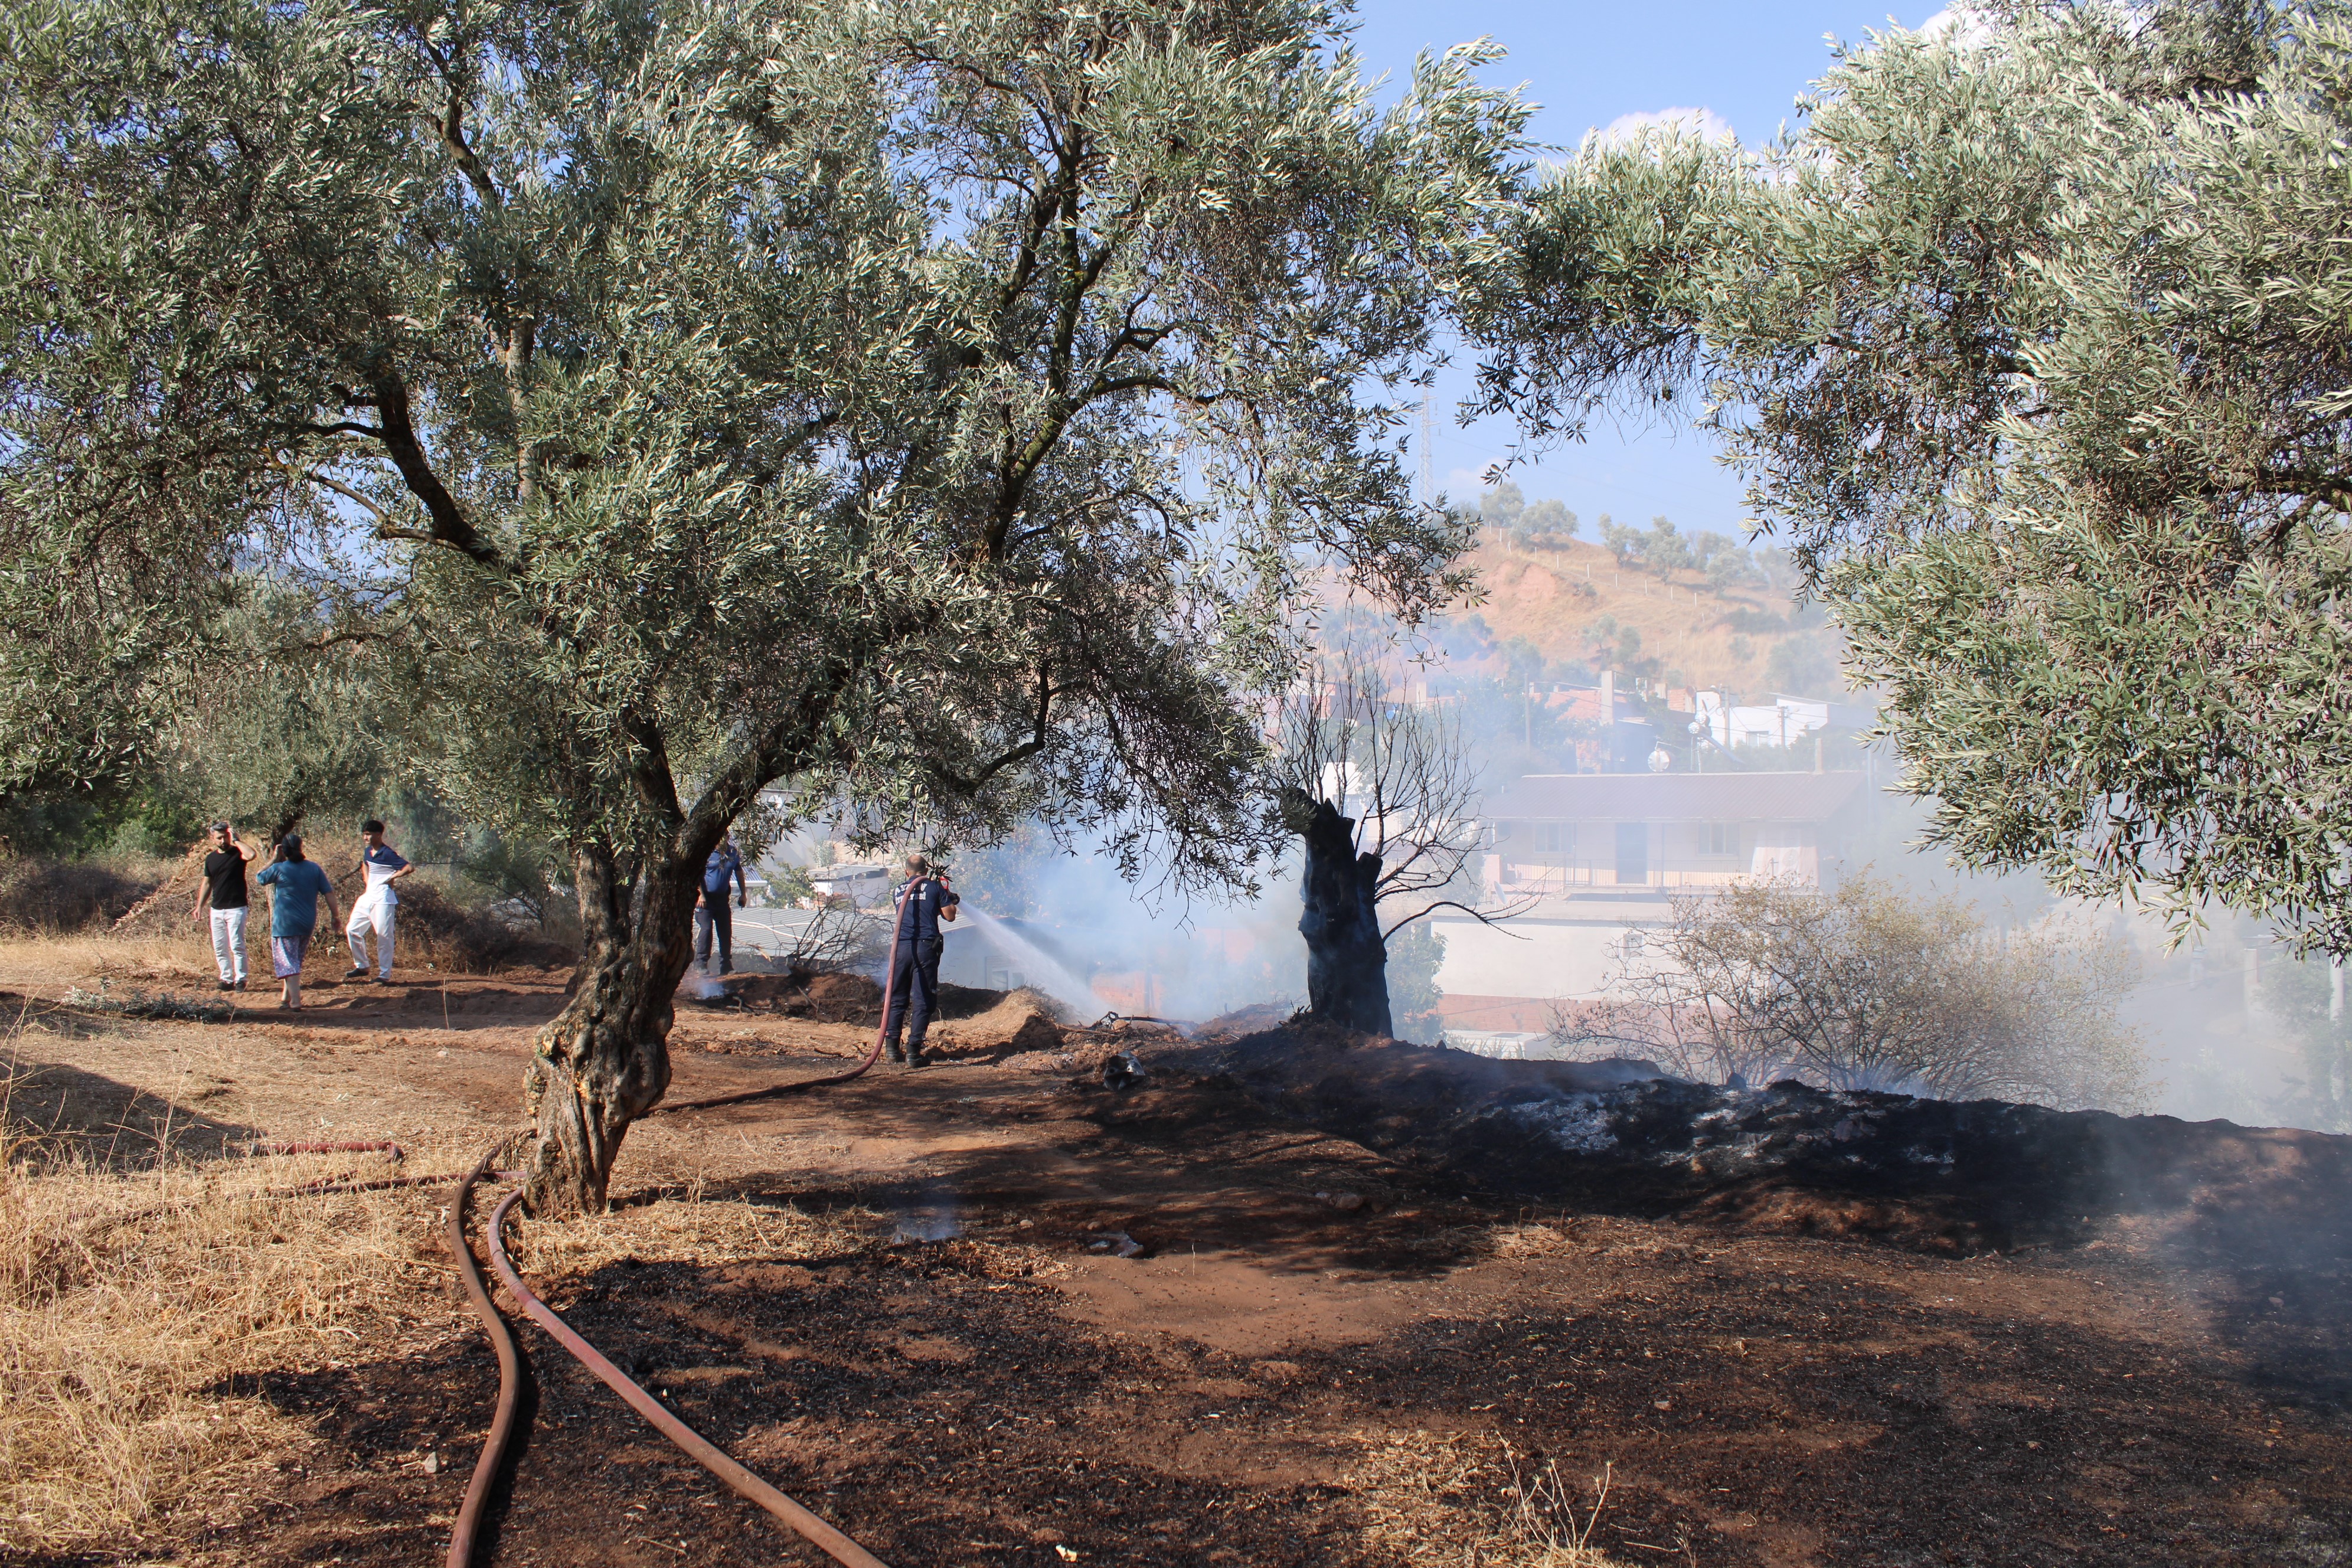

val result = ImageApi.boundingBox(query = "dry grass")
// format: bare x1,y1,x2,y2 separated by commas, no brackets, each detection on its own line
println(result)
1348,1429,1644,1568
0,927,218,998
5,848,577,983
392,878,550,974
497,1172,1066,1290
1492,1215,1589,1260
502,1184,888,1280
0,1051,467,1554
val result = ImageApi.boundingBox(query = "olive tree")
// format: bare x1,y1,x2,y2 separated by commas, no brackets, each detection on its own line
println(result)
0,0,1523,1210
1464,0,2352,953
1276,636,1526,1034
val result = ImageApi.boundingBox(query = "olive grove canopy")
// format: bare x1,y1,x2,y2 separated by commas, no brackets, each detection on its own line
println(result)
0,0,1524,879
0,0,1527,1211
1465,0,2352,952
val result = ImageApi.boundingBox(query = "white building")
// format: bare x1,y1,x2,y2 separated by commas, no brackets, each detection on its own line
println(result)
1692,691,1879,751
1428,769,1871,1033
806,863,893,907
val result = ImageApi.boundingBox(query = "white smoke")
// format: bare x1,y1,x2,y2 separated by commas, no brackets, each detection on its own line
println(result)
945,843,1308,1026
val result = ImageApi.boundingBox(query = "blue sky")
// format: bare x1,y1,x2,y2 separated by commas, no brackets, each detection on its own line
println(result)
1348,2,1953,538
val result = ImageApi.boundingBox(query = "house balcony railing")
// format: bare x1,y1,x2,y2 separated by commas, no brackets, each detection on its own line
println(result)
1494,860,1774,895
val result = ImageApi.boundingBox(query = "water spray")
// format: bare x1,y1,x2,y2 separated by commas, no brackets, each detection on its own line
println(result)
955,903,1099,1015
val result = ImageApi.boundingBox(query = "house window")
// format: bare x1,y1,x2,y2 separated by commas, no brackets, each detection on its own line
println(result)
1706,822,1737,856
1537,822,1573,854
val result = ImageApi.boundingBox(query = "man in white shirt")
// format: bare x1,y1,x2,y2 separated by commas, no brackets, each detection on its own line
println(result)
344,818,414,985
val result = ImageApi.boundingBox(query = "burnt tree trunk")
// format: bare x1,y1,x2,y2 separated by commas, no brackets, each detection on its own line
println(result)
1286,789,1392,1036
521,839,702,1215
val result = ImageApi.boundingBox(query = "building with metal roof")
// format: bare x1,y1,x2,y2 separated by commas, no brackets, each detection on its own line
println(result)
1427,769,1878,1033
1482,770,1868,899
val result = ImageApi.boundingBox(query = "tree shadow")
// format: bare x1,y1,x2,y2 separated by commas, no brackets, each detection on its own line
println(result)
642,1067,1502,1282
0,1051,264,1172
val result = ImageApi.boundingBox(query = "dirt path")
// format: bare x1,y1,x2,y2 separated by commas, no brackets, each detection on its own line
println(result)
5,960,2349,1567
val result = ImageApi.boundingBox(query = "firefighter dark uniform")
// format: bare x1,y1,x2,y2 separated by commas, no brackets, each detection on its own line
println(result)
883,874,958,1066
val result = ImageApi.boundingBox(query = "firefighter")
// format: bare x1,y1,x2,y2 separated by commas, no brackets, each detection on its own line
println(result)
882,852,958,1067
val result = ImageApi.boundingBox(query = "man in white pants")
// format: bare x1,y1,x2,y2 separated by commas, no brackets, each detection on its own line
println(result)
344,818,414,985
190,821,252,991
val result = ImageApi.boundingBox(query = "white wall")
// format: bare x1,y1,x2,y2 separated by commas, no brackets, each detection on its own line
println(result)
1430,908,1667,1001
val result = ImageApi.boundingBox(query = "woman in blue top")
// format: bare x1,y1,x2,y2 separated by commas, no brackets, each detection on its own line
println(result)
254,835,342,1011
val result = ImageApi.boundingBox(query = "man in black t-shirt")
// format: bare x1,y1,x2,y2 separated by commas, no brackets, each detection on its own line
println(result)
881,853,959,1067
189,821,252,991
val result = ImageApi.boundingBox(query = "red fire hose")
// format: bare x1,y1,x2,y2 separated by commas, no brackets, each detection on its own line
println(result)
443,1146,525,1568
443,899,914,1565
654,894,909,1116
485,1186,890,1567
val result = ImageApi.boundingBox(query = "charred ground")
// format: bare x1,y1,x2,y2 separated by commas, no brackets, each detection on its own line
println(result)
3,955,2347,1567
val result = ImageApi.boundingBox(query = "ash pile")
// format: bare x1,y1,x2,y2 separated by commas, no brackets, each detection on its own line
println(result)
1133,1020,2352,1258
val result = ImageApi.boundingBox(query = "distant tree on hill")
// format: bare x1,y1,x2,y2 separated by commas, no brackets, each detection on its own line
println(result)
1642,517,1694,574
1583,616,1658,681
1514,498,1579,547
1479,482,1579,550
1703,545,1765,593
1687,529,1765,592
1766,634,1844,698
1480,481,1528,530
1597,515,1640,569
1598,514,1700,576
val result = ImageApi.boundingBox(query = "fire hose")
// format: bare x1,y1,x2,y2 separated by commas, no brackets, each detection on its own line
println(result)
651,892,915,1116
485,1185,889,1567
441,903,913,1566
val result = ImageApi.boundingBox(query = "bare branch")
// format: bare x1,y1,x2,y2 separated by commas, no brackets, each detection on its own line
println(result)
930,666,1056,796
1382,896,1536,940
285,465,392,524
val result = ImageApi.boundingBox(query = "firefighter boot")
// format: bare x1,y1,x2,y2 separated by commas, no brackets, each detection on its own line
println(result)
905,1042,929,1069
884,1037,906,1066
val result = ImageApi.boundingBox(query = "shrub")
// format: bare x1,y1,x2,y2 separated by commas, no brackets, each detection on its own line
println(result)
385,880,534,974
1387,920,1446,1043
1552,871,2154,1112
0,858,161,933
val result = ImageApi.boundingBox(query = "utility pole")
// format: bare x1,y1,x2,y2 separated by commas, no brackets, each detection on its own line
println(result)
1418,398,1435,507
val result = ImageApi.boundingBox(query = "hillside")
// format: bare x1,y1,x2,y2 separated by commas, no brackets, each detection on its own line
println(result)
1459,532,1834,699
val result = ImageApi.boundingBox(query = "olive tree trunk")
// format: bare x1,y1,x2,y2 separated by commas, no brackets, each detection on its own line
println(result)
1286,790,1393,1036
521,842,701,1216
